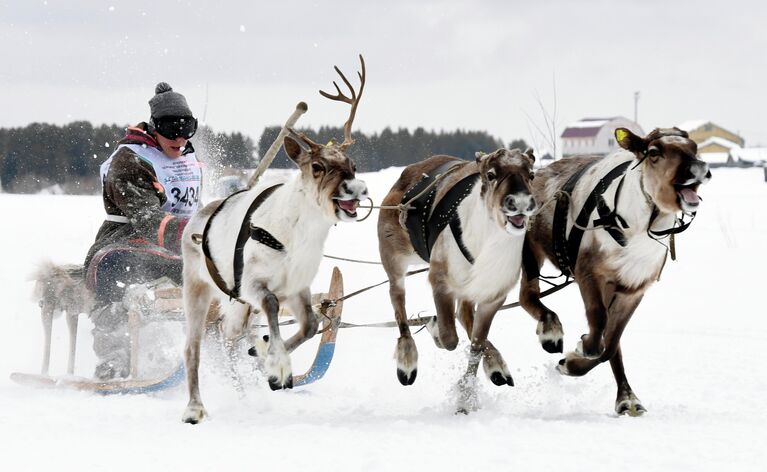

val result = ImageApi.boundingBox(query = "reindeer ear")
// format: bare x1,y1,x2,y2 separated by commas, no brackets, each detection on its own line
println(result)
615,128,646,153
475,151,485,162
284,136,304,163
524,148,536,162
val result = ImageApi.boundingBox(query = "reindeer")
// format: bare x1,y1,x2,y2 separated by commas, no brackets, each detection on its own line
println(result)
520,127,711,415
378,149,536,411
181,56,368,424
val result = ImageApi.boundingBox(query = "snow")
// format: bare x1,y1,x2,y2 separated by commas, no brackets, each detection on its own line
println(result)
699,136,740,150
1,168,766,471
699,152,731,165
566,118,610,128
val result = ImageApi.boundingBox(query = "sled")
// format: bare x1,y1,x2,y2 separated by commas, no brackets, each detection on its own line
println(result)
11,267,345,394
9,363,186,395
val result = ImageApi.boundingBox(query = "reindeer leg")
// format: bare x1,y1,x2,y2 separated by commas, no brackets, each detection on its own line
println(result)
456,297,504,414
575,280,606,359
40,303,53,376
283,288,318,353
181,278,212,424
519,239,563,353
457,300,512,387
426,260,459,351
610,346,645,416
257,287,293,390
65,310,79,375
220,302,251,394
557,286,642,385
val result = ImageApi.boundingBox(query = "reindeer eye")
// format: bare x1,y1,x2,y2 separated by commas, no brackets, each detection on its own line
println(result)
311,162,325,176
529,172,535,181
486,170,496,181
647,148,662,162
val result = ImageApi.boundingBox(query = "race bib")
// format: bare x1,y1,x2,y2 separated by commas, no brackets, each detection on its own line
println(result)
101,144,202,218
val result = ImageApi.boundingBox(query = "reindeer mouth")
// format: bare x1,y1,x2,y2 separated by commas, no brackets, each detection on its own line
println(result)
334,198,360,218
506,214,527,230
675,183,701,211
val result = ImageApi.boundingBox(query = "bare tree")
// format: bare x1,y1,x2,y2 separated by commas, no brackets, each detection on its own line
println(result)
524,74,560,159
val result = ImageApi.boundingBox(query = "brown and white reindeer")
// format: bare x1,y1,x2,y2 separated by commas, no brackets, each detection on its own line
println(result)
181,56,368,424
520,127,711,416
378,148,536,411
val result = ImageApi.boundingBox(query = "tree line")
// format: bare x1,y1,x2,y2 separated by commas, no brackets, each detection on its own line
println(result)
1,121,525,194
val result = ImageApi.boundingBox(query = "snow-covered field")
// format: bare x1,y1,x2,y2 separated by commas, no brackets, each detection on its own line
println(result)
1,167,765,471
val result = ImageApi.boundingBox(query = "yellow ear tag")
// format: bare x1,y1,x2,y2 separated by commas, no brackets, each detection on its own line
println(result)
615,128,628,143
326,140,334,146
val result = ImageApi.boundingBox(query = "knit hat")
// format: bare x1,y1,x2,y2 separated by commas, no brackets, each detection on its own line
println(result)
148,82,193,119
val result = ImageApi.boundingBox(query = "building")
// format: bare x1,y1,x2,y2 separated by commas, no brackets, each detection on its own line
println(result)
677,120,745,167
561,117,644,157
677,120,744,149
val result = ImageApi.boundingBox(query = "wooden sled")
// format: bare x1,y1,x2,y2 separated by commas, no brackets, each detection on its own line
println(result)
11,268,345,394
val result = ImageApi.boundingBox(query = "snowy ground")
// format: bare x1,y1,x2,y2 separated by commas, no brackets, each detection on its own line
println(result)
1,167,765,471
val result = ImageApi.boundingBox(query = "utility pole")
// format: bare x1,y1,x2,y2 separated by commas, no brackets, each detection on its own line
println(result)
634,91,640,124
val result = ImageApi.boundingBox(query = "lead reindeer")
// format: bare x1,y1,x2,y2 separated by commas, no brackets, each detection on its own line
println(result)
520,127,711,415
181,56,368,424
378,149,536,412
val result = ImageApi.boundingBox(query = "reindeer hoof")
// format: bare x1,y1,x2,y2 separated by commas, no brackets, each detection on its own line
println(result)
268,375,293,390
397,368,417,386
576,334,603,358
181,404,207,424
489,371,514,387
616,394,646,416
542,339,563,353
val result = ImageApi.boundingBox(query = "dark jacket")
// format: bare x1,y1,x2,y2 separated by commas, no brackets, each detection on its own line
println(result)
84,124,197,269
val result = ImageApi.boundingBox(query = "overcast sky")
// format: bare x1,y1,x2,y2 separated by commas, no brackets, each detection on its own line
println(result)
2,0,766,155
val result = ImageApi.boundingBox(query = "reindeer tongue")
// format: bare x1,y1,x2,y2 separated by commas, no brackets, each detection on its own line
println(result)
337,199,358,212
679,188,700,204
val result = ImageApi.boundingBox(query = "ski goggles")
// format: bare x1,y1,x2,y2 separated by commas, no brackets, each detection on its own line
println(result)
153,116,198,140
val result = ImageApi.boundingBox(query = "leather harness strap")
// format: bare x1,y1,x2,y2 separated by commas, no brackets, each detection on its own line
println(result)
552,160,632,277
428,173,479,264
402,160,479,264
201,184,283,302
403,160,460,262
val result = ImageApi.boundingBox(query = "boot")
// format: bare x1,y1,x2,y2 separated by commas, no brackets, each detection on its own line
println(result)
90,302,131,380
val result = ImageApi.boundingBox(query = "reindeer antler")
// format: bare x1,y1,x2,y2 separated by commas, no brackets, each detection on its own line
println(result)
319,54,366,149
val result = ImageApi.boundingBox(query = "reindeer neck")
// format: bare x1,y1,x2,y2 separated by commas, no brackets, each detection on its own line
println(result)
457,183,509,243
615,161,676,234
257,175,335,246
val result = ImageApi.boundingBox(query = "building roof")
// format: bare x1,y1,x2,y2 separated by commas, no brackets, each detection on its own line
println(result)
698,136,740,150
677,119,709,132
729,147,767,164
561,117,614,138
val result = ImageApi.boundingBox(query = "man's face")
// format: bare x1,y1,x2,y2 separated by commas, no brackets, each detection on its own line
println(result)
155,132,188,158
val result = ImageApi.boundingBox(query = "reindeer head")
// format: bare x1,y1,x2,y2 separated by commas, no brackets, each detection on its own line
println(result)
615,127,711,214
282,55,369,223
475,148,537,235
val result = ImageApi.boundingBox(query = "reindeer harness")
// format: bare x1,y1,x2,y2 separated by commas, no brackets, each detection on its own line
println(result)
540,159,696,279
403,160,479,264
196,184,285,303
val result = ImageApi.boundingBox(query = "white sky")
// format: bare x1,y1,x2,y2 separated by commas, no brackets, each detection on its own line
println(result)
2,0,766,154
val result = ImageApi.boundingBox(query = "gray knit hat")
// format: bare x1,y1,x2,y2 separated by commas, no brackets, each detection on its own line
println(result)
148,82,193,119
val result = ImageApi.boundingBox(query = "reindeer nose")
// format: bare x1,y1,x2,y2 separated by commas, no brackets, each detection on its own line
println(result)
504,193,535,213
